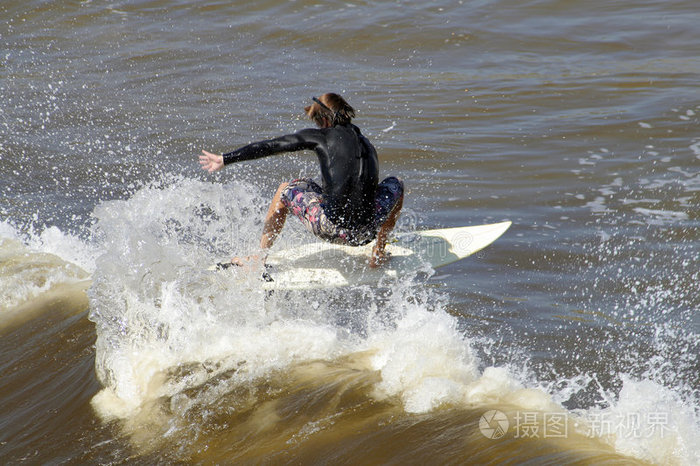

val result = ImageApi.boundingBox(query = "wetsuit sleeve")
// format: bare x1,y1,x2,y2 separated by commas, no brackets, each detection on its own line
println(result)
222,129,323,165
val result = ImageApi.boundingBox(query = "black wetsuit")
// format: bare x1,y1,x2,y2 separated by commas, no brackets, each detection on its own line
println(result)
223,123,379,230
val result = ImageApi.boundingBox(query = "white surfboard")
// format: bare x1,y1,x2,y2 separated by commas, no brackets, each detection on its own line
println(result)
213,221,511,290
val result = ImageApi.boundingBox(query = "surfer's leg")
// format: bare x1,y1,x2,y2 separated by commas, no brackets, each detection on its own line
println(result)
229,182,289,266
370,194,403,267
370,178,404,268
260,182,289,250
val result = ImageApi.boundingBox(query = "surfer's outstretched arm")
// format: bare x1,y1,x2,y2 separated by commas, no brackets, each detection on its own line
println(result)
199,130,323,172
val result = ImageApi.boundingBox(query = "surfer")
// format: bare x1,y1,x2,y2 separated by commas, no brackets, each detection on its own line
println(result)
199,93,404,268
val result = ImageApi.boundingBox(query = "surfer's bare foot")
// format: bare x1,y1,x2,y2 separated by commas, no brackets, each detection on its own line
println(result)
369,248,389,268
230,254,265,268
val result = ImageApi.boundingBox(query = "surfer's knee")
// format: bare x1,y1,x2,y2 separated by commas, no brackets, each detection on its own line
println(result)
275,182,290,195
388,176,404,201
393,179,404,211
273,182,291,208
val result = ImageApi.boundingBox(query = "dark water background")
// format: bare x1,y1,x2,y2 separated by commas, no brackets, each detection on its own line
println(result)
1,0,698,464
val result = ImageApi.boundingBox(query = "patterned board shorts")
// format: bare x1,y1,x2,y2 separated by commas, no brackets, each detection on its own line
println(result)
280,176,404,246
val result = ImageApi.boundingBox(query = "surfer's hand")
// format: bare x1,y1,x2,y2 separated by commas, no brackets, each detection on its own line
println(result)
199,150,224,172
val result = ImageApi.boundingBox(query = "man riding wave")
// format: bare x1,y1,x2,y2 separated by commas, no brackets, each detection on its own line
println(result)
199,93,403,268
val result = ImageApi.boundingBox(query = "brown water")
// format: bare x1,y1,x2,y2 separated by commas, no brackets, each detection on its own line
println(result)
1,0,699,464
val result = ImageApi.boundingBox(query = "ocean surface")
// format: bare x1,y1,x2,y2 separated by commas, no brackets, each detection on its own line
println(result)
1,0,699,464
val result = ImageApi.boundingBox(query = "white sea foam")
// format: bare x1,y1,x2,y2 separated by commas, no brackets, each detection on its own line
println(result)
0,221,92,312
0,221,20,241
580,376,700,465
633,207,689,224
87,178,528,419
691,139,700,159
366,304,480,413
29,225,99,273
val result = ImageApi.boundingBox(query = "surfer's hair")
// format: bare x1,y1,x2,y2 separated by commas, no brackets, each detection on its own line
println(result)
305,93,355,126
